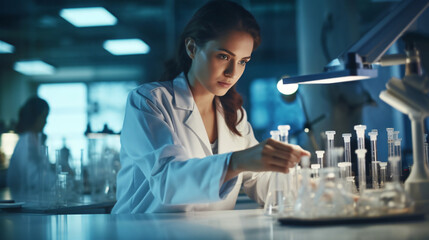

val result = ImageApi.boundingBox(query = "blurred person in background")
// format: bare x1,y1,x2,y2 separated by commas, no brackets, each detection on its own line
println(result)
7,96,56,197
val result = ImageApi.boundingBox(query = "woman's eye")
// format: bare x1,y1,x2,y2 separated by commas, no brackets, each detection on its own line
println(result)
238,60,248,66
219,54,229,60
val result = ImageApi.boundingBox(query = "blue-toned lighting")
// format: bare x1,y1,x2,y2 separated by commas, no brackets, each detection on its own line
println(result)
59,7,117,27
13,60,55,76
103,39,150,55
277,80,298,95
0,40,14,53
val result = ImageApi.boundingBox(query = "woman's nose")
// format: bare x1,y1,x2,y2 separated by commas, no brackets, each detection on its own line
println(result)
224,61,236,78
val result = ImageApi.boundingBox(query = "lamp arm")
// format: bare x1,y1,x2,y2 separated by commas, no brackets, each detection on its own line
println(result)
343,0,429,65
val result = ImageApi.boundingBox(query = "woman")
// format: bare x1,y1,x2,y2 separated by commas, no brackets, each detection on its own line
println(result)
112,0,310,214
7,96,55,197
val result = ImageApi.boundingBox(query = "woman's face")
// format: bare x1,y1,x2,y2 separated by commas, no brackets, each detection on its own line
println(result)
33,109,48,133
188,30,254,96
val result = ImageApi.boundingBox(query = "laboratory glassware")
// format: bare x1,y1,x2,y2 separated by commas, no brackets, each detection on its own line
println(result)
354,125,367,150
425,134,428,166
264,130,285,216
57,172,69,207
356,149,367,192
278,125,290,144
311,163,320,179
368,130,379,189
387,128,395,159
312,167,354,218
394,138,403,177
379,162,388,188
357,157,415,216
325,131,336,168
315,150,325,168
383,156,414,213
280,125,299,196
342,133,353,177
293,156,314,218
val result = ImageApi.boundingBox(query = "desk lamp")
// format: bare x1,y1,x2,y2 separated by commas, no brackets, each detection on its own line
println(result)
282,0,429,212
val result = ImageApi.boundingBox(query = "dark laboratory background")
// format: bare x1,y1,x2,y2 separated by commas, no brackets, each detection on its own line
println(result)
0,0,428,189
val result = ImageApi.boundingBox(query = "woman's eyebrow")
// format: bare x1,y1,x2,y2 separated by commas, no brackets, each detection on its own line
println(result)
218,48,251,59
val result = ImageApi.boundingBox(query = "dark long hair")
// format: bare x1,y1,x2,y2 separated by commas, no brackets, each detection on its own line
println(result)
15,97,49,134
160,0,261,136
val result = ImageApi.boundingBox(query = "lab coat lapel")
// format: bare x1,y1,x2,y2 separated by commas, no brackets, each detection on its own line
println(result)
184,106,212,155
216,98,236,154
173,74,212,155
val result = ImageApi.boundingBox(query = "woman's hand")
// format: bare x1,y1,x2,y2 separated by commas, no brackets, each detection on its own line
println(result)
225,138,311,181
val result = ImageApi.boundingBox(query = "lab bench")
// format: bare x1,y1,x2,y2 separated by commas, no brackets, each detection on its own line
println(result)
1,209,428,240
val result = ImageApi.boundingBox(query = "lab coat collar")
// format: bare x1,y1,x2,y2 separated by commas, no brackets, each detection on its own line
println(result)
173,73,211,154
173,73,234,155
173,73,194,111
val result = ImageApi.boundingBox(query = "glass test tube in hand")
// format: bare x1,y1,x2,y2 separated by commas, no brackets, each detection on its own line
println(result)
293,156,313,218
279,125,298,195
264,130,285,216
368,130,379,189
278,125,290,144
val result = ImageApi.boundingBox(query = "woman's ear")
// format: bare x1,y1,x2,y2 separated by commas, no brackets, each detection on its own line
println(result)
185,38,197,59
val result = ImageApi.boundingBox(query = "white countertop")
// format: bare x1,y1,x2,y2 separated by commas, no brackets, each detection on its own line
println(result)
1,209,429,240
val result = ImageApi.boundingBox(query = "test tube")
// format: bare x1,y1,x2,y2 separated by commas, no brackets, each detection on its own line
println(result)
355,149,367,192
425,134,428,166
342,133,352,177
278,125,291,144
280,125,299,194
368,130,379,189
338,162,350,179
354,125,367,150
338,161,352,193
379,162,388,188
332,147,343,170
265,130,284,215
387,128,395,159
325,131,336,168
394,138,402,178
311,163,320,179
389,156,401,183
315,150,325,168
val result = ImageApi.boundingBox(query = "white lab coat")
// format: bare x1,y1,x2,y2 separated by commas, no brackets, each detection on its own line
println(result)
7,132,55,197
112,73,271,214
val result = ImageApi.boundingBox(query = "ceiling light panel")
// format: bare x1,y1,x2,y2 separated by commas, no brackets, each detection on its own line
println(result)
103,39,150,55
0,40,14,53
14,60,55,76
60,7,117,27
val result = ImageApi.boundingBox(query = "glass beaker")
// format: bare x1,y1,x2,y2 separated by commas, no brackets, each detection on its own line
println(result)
57,172,69,207
312,168,354,218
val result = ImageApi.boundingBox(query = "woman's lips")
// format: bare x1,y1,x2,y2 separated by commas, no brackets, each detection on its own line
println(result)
217,82,232,88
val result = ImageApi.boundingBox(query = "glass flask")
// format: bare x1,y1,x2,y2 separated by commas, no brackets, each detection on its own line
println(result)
264,172,286,216
293,156,315,218
312,167,355,218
